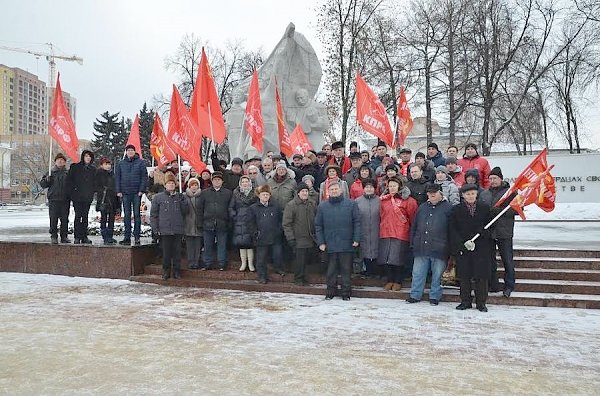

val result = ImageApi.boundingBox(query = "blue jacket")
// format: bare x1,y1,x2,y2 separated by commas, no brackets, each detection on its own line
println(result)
410,198,453,260
315,196,360,253
427,151,446,167
115,154,147,194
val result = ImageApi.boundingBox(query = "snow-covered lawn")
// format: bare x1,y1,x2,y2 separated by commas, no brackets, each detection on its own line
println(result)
0,273,598,394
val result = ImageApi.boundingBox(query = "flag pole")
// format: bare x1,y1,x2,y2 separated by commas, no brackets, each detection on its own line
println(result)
467,204,514,243
177,155,182,193
48,137,53,174
208,102,216,152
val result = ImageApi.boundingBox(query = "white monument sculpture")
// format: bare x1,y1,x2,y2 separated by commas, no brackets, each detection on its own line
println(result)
227,23,330,159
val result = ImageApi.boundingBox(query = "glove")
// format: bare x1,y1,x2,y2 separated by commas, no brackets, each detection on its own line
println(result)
464,240,475,251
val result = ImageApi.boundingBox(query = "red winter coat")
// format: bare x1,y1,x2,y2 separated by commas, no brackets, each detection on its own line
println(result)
349,178,380,199
379,191,418,242
458,155,491,189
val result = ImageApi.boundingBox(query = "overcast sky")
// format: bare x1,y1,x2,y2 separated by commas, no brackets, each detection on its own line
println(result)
1,0,598,149
0,0,322,140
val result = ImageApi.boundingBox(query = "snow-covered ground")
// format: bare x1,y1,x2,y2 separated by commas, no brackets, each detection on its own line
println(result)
1,273,599,394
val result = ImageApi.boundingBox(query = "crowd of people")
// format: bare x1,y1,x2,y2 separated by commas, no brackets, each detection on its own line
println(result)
40,140,517,312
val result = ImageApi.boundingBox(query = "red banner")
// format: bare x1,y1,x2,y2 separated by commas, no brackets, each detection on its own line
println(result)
150,113,176,167
496,148,556,219
125,114,142,157
244,69,264,153
356,73,394,147
190,47,227,144
167,85,206,172
290,124,313,155
394,86,413,148
508,166,556,220
275,79,293,157
49,74,79,162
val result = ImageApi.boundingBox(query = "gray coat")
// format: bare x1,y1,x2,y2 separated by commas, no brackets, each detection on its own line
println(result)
267,174,297,210
282,195,317,248
435,179,460,205
183,188,203,236
355,194,380,259
150,191,189,236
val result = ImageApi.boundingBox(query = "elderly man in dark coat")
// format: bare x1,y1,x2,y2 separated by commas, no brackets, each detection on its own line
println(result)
283,182,317,286
315,181,361,301
449,183,493,312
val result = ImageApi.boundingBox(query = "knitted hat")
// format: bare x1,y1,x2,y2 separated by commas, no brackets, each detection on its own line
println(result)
125,144,136,152
231,157,244,166
490,166,503,179
427,142,439,151
464,142,478,152
445,156,458,165
296,182,309,193
435,165,448,175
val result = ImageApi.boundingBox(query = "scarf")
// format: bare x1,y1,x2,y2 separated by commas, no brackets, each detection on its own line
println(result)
323,176,339,201
465,201,477,217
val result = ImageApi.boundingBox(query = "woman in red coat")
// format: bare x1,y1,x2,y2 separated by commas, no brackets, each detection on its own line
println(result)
378,176,418,291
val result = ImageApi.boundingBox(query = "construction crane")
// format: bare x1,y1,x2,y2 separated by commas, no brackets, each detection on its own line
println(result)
0,43,83,87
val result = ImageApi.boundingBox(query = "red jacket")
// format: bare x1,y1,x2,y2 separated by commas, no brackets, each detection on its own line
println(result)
379,193,418,241
328,156,351,174
458,155,491,189
449,167,465,188
349,178,380,199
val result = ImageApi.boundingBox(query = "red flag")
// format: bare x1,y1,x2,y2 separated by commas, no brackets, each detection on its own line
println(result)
495,148,556,213
49,73,79,162
167,85,207,173
290,124,313,155
150,113,177,167
125,114,142,157
190,47,227,144
394,86,413,148
356,73,394,147
275,79,293,157
507,165,556,220
244,70,264,153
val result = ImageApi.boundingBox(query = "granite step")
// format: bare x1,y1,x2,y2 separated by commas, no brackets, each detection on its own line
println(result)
497,267,600,282
129,274,600,309
498,256,600,270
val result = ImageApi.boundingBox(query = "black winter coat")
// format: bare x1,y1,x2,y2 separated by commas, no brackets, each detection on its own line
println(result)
410,199,453,260
479,181,516,239
40,165,69,201
95,168,119,212
67,150,96,203
150,191,189,235
406,176,432,205
449,201,493,280
229,188,258,247
249,200,284,246
115,154,147,195
197,187,233,231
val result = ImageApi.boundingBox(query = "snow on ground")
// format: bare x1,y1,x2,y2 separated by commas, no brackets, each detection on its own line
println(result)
1,273,599,395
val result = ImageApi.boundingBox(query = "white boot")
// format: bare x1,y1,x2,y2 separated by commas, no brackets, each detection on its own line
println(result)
239,249,248,271
247,249,255,272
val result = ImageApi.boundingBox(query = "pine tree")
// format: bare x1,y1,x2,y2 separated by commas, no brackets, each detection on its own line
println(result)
92,111,121,163
139,102,154,161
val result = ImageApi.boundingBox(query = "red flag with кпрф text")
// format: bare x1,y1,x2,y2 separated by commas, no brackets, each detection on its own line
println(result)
394,86,413,148
244,69,264,153
356,72,394,147
49,73,79,162
167,84,206,173
150,113,176,167
275,78,293,157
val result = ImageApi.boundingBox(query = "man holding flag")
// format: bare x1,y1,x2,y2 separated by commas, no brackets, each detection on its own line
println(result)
115,144,147,245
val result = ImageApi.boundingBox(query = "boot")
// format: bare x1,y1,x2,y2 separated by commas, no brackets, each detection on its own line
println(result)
391,283,402,291
384,282,394,291
100,228,108,244
239,249,248,271
51,236,59,245
247,249,255,272
60,235,71,244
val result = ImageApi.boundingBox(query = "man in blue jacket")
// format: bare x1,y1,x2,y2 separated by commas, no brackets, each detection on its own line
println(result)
407,183,453,305
115,144,147,245
315,181,360,301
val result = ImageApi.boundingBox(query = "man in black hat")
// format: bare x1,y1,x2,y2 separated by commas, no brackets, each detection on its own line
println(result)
369,140,388,172
198,171,233,270
427,142,445,167
407,183,453,305
349,141,359,153
450,183,494,312
480,166,517,297
115,144,147,245
40,153,71,244
328,141,351,173
344,152,364,186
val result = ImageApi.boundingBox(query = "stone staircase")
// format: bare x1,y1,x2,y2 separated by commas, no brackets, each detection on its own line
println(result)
130,248,600,309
